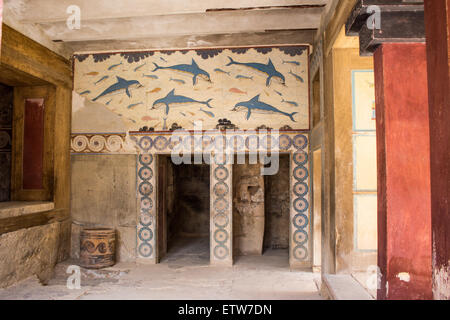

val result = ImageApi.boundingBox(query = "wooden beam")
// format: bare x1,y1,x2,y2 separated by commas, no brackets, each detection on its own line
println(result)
0,209,69,235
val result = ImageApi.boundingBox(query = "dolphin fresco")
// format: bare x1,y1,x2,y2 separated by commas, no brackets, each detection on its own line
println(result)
232,94,297,122
152,89,213,115
92,76,143,101
226,57,285,86
152,59,211,85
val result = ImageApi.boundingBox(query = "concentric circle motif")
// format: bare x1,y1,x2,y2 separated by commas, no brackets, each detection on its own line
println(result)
138,136,153,151
169,136,182,150
82,240,96,253
214,229,229,244
138,166,153,180
293,151,308,166
293,213,309,229
245,135,259,151
139,213,153,227
139,181,153,196
293,134,308,150
260,135,278,151
214,135,227,152
138,243,153,258
293,198,309,213
293,245,308,260
278,134,292,150
228,135,245,151
214,244,229,260
138,227,154,242
214,213,229,228
293,182,308,197
214,198,229,213
293,166,308,181
89,135,106,152
97,242,107,254
293,229,308,245
71,135,88,152
141,196,153,210
106,135,123,152
214,166,229,181
139,154,153,166
201,135,214,152
213,181,229,198
154,136,168,151
213,153,228,165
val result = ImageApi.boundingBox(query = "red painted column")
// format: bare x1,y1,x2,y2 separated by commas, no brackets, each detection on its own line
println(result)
374,43,433,300
424,0,450,300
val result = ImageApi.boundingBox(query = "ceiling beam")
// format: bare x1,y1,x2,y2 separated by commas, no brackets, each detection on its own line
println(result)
38,8,323,42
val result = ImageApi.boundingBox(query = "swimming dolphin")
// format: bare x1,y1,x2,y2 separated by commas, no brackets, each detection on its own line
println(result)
92,76,143,101
226,57,285,86
232,94,297,122
152,89,213,115
152,59,211,85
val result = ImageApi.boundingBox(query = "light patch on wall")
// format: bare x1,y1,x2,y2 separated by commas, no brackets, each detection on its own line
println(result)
397,272,411,283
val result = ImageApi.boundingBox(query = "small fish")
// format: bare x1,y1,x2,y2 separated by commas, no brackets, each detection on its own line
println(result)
154,122,161,127
170,77,186,84
214,68,231,76
108,62,123,70
134,63,146,72
199,108,215,118
143,74,159,79
275,90,283,97
94,75,109,85
128,118,136,123
84,72,99,76
79,90,91,95
282,98,299,107
149,88,162,93
188,111,196,116
118,113,123,116
106,99,112,105
283,60,301,66
229,87,247,94
235,75,253,80
179,112,187,117
160,57,168,63
289,70,304,83
127,102,143,109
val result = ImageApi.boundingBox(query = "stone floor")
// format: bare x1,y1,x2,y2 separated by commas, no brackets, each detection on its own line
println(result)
0,236,323,300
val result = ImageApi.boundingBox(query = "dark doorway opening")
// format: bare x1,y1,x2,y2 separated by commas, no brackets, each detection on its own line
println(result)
0,83,13,202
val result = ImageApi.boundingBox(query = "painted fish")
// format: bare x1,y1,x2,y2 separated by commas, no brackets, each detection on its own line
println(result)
106,99,112,105
108,62,123,70
143,74,158,79
152,89,213,115
229,88,247,95
84,72,99,76
127,102,143,109
160,56,168,63
289,70,304,83
92,76,143,101
94,75,109,85
214,68,231,76
179,112,187,117
282,98,299,107
79,90,91,95
148,88,161,93
134,63,146,72
170,77,186,84
275,90,283,97
152,59,211,85
226,56,285,86
236,75,253,80
199,108,215,118
232,94,297,122
283,60,301,66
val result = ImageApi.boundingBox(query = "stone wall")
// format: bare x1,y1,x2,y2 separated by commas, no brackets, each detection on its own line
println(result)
0,221,70,288
70,154,137,262
264,155,290,250
0,83,13,202
233,161,265,256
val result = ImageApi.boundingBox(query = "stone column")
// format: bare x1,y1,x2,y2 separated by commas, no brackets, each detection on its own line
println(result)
210,155,233,266
136,151,158,263
373,43,432,299
424,0,450,300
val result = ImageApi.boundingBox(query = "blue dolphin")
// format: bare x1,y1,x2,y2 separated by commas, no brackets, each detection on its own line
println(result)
226,57,285,86
152,89,213,115
152,59,211,85
232,94,297,122
92,76,143,101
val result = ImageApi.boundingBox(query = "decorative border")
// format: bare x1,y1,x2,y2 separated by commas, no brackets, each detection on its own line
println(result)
71,134,129,154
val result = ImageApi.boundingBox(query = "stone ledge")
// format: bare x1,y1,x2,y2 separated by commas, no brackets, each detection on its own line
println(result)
322,274,374,300
0,201,55,220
